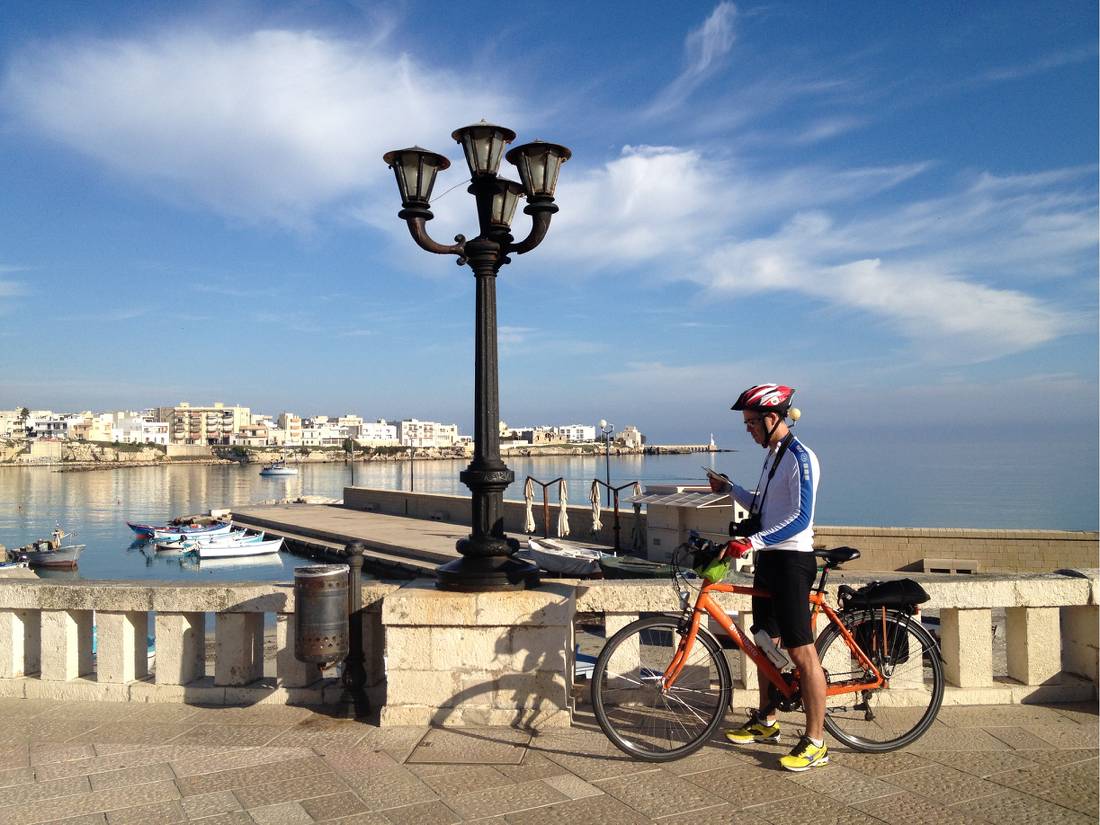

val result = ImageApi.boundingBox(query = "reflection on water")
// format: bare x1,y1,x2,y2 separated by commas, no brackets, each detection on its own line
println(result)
0,441,1094,584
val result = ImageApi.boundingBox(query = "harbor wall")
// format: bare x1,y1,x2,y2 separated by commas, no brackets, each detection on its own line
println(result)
343,487,1099,574
0,570,1096,725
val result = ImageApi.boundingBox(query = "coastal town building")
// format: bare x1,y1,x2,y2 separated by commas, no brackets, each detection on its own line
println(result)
276,413,303,447
398,419,459,448
557,424,597,443
0,410,19,439
356,420,399,447
233,423,271,447
155,402,252,446
616,424,645,449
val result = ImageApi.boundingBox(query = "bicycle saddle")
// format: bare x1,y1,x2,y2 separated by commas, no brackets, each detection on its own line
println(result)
813,546,861,567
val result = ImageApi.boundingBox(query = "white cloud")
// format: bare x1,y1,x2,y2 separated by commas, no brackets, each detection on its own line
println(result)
1,27,521,226
646,2,737,118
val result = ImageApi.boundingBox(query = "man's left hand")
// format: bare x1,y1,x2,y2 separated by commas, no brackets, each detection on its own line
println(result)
723,539,752,559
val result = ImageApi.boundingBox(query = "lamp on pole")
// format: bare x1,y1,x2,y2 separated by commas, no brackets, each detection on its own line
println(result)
598,419,613,507
383,122,571,591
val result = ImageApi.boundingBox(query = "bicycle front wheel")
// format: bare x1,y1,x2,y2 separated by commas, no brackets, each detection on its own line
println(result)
816,611,944,752
591,615,731,761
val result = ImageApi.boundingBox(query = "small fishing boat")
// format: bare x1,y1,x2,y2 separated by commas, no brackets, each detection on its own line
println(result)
521,538,609,576
15,528,85,569
598,554,679,579
153,522,232,542
259,460,298,477
194,536,284,559
128,516,227,537
155,530,262,552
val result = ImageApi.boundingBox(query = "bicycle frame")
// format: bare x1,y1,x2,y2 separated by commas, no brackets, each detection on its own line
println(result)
663,579,886,700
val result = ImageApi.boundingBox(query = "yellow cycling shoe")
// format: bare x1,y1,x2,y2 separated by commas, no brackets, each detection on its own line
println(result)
779,735,829,771
725,712,780,745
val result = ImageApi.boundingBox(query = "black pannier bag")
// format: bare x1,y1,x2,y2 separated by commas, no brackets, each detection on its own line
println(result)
840,580,931,666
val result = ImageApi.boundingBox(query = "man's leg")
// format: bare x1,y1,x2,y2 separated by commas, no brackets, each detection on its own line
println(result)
787,643,825,740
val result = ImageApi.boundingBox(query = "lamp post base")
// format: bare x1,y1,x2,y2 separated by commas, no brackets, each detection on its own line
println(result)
436,553,540,591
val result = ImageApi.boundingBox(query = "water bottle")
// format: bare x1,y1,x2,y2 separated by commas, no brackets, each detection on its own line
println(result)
751,625,791,670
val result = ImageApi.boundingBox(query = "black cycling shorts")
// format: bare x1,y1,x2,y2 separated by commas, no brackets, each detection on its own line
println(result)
751,550,817,648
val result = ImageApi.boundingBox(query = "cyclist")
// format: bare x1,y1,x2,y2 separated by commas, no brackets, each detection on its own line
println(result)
711,383,828,771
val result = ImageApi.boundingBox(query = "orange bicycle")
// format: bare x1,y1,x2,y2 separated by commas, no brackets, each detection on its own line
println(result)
590,536,944,761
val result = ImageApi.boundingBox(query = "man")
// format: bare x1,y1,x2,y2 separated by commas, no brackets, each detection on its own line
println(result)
713,383,828,771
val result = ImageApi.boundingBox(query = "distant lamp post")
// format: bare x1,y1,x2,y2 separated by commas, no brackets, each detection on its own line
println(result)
598,419,614,506
384,122,571,591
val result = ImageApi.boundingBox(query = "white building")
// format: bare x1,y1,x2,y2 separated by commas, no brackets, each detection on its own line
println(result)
26,411,67,440
0,410,20,439
557,424,596,443
617,424,645,449
398,419,460,448
356,419,399,447
277,413,303,447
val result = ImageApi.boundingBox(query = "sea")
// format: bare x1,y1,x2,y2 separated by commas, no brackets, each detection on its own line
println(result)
1,440,1096,584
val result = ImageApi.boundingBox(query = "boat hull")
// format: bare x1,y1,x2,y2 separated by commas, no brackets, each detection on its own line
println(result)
598,555,677,579
195,537,284,559
22,544,85,568
522,539,606,576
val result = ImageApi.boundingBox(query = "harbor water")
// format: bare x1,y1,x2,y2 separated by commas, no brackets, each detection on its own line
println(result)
0,438,1095,583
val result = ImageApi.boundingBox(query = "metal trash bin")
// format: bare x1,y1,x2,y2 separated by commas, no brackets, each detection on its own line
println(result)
293,564,350,667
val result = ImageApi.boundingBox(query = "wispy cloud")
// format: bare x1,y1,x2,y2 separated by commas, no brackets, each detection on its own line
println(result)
646,2,737,118
1,27,521,227
980,45,1097,82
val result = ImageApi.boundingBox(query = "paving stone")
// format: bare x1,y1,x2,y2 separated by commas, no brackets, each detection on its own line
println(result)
853,790,988,825
188,813,253,825
173,748,314,779
0,698,59,718
233,774,352,810
538,774,603,800
67,723,197,746
420,765,514,798
445,778,568,820
181,707,316,726
1,775,92,806
530,736,656,783
246,802,314,825
90,763,177,791
299,793,368,822
921,749,1038,777
499,793,650,825
904,727,1011,752
30,744,99,765
783,763,901,803
118,705,203,724
1,780,182,825
36,748,179,781
105,800,186,825
950,788,1098,825
265,729,368,750
1049,702,1099,726
407,728,529,765
664,807,771,825
176,756,330,796
0,719,101,745
685,764,809,810
937,705,1076,728
492,752,570,783
173,725,289,748
353,728,428,763
1024,724,1099,749
36,814,107,825
0,766,36,788
748,792,892,825
322,815,389,825
339,765,438,811
986,759,1099,816
595,768,720,818
318,746,400,778
660,745,753,777
886,764,1003,805
0,743,30,765
181,790,243,819
375,800,458,825
51,704,138,722
984,726,1054,750
1012,748,1097,767
826,751,930,777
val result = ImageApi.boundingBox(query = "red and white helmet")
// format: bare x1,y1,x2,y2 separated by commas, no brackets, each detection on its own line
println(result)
731,384,795,413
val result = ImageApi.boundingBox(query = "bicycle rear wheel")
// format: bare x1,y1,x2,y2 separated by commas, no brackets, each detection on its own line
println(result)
816,611,944,752
591,615,731,761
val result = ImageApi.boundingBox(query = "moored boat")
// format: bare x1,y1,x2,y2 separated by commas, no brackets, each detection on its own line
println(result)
153,522,232,542
194,537,284,559
15,528,85,569
259,460,298,476
128,516,228,537
598,554,678,579
521,538,608,576
155,530,262,552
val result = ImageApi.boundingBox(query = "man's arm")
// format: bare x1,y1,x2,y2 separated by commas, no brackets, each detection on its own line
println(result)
749,447,814,549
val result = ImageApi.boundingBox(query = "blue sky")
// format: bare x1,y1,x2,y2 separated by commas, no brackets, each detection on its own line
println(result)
0,2,1096,459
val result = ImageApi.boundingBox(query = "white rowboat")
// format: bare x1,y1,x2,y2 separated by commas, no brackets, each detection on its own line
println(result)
195,537,284,559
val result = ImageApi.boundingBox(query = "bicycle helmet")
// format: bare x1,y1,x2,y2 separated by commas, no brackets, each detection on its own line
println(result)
731,384,795,413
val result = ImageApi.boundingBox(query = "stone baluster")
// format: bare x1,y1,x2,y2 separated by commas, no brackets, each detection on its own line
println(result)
0,608,41,678
275,612,313,688
1061,605,1099,681
40,609,93,680
155,612,206,685
1006,606,1061,685
96,611,149,683
940,608,993,687
215,612,264,686
732,610,757,691
604,612,640,696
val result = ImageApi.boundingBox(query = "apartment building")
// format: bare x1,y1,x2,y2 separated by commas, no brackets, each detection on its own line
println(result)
277,413,303,447
160,402,251,446
233,423,271,447
0,410,22,439
397,419,459,448
557,424,597,443
357,420,399,447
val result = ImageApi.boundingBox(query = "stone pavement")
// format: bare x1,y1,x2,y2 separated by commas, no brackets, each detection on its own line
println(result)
0,698,1095,825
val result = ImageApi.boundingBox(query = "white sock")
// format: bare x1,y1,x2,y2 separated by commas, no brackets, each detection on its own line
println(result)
809,736,824,747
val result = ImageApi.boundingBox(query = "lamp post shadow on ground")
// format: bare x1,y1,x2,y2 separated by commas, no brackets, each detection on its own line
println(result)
383,122,571,591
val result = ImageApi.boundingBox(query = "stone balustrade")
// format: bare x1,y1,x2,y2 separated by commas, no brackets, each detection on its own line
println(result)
0,569,1095,724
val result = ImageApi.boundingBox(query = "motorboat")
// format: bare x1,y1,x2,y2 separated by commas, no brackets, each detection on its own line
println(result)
259,460,298,476
520,538,609,577
153,522,232,542
14,528,85,569
155,530,262,552
128,516,227,537
194,536,284,559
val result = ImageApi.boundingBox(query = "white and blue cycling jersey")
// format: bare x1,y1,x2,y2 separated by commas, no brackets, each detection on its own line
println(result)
729,436,819,553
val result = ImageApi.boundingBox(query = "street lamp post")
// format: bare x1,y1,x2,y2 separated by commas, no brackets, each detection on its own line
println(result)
384,122,571,591
598,419,613,507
